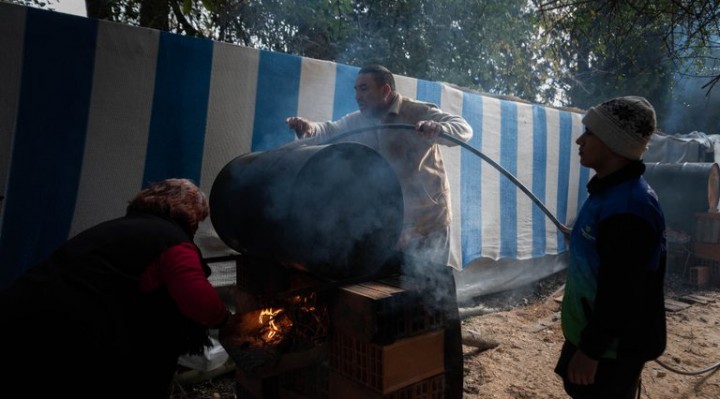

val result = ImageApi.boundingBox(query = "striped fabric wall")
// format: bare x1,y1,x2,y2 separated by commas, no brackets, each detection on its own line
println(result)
0,3,588,289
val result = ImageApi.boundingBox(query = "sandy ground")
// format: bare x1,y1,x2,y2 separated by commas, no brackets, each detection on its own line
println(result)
461,277,720,399
171,271,720,399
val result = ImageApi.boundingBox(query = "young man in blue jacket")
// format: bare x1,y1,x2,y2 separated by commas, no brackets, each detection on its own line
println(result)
555,96,667,398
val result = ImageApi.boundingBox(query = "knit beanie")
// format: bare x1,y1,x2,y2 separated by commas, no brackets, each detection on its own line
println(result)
581,96,657,160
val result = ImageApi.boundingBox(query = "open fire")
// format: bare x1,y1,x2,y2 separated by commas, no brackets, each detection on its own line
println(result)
221,291,329,376
228,293,326,348
258,307,284,341
251,293,324,345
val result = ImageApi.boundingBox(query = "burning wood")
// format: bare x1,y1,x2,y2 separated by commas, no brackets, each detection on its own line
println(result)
227,295,324,348
221,292,329,375
259,307,285,341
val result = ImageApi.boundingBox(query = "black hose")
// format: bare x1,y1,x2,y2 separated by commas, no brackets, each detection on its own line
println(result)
439,132,570,234
321,123,570,233
654,358,720,376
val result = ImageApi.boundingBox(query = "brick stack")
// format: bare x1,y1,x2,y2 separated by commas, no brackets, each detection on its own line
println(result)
326,277,448,399
230,266,451,398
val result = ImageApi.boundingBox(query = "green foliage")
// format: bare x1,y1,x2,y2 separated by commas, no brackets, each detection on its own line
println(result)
331,0,553,102
65,0,553,102
534,0,720,134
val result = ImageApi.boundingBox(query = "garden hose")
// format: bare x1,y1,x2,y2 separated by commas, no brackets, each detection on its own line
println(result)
323,123,571,234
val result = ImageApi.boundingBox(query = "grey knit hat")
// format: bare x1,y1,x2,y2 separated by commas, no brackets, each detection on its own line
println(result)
581,96,657,160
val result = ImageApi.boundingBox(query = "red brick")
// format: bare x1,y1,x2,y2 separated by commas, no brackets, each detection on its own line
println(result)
329,371,445,399
329,330,444,394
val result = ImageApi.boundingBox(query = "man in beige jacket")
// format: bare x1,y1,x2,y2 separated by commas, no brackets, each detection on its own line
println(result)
287,64,473,270
287,64,472,399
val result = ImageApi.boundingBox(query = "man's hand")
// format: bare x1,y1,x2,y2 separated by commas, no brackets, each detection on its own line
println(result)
286,116,314,139
560,224,572,244
416,120,441,139
567,349,599,385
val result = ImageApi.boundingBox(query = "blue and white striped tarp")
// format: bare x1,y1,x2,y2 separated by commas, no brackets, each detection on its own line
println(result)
0,3,589,289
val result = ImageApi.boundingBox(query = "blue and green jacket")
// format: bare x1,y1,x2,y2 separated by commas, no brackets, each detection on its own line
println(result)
562,160,667,361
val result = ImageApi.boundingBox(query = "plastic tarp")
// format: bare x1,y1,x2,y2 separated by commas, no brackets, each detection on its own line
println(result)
645,131,715,163
0,3,588,296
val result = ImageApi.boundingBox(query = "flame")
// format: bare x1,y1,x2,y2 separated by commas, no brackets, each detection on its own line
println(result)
259,307,288,340
232,292,324,347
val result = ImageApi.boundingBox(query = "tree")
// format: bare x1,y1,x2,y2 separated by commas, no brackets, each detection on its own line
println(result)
333,0,553,102
74,0,551,102
533,0,720,133
13,0,720,133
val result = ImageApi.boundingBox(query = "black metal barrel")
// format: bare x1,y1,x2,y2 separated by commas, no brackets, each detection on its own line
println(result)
644,162,720,233
210,142,404,280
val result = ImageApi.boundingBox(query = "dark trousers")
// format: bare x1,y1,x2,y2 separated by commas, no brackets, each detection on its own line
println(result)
555,341,644,399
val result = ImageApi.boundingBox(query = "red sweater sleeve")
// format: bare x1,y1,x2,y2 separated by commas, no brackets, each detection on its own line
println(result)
140,242,229,328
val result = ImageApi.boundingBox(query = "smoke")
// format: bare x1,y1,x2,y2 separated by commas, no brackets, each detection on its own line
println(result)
660,35,720,136
210,142,404,280
662,75,720,135
455,254,569,307
288,143,404,275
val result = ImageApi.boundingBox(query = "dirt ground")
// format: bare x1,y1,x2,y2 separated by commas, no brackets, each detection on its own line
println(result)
460,272,720,399
170,270,720,399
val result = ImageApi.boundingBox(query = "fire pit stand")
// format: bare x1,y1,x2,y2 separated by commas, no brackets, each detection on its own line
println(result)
221,254,458,399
